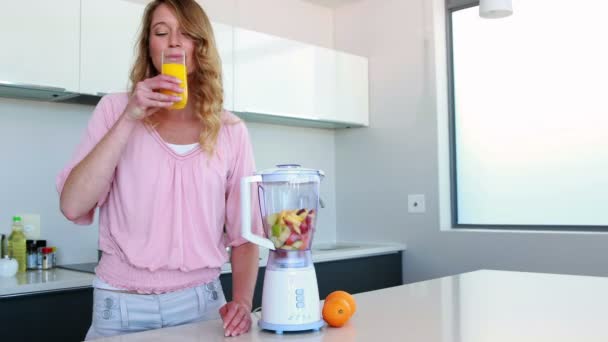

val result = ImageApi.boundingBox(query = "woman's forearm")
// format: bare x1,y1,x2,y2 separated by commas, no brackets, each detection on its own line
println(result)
60,113,138,220
230,242,260,310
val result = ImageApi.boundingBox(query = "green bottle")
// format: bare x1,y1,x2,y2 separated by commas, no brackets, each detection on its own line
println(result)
8,216,27,273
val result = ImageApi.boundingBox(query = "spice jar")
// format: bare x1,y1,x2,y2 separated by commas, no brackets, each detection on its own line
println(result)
50,246,57,267
36,240,47,270
26,240,38,270
41,247,53,270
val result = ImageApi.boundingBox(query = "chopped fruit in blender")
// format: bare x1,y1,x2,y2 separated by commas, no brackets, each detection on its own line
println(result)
286,220,301,234
300,216,312,234
308,209,315,218
286,213,304,223
278,226,291,244
270,236,282,248
285,232,300,245
266,213,279,226
266,208,315,250
277,211,287,226
301,234,310,249
271,224,282,237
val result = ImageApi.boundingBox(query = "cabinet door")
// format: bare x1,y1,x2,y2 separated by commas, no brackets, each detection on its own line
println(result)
0,0,80,92
0,288,93,342
316,253,402,297
334,52,369,126
233,28,336,120
80,0,148,95
212,22,234,112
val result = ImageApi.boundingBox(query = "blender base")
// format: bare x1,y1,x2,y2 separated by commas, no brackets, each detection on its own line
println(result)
258,319,325,334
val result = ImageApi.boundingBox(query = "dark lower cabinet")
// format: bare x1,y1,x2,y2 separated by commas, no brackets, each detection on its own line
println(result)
0,287,93,342
0,252,402,342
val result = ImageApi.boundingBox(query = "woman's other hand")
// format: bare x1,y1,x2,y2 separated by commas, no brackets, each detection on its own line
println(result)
125,74,183,120
219,300,252,337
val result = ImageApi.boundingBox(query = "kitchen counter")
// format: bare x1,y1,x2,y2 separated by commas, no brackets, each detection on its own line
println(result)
0,268,94,297
94,270,608,342
0,242,405,298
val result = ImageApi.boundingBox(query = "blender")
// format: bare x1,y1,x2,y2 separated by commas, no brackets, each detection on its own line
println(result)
241,164,325,333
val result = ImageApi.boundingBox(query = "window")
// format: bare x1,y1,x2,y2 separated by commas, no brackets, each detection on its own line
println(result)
447,0,608,229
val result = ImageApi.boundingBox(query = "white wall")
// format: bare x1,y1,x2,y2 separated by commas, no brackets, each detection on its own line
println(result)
0,99,100,263
0,0,337,264
334,0,608,284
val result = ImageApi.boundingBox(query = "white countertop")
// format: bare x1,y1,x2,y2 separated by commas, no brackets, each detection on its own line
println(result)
1,242,405,298
94,270,608,342
0,268,95,297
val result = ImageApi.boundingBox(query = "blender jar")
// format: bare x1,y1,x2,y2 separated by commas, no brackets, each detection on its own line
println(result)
241,164,324,255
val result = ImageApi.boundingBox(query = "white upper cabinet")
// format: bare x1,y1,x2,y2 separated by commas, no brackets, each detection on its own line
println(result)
80,0,147,95
233,28,368,127
0,0,80,92
334,52,369,126
0,0,367,128
233,28,337,121
212,22,234,112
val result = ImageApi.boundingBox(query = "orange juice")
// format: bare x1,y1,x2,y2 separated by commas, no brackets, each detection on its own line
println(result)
161,63,188,109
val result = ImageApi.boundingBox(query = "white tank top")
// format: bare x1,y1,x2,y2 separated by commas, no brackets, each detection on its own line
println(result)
166,142,199,155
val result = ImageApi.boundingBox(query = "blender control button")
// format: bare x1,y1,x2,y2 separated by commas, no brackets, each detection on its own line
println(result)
296,302,305,309
296,295,304,302
295,289,304,295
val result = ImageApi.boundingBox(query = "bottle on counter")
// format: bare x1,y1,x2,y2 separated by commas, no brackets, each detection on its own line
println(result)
1,233,6,258
36,240,47,270
41,247,53,270
26,240,38,270
8,216,27,273
51,246,57,267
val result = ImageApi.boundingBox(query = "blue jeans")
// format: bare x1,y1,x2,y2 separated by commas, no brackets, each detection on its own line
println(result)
85,278,226,340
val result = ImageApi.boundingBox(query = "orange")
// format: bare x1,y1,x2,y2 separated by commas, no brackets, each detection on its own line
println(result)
322,297,352,327
325,290,357,315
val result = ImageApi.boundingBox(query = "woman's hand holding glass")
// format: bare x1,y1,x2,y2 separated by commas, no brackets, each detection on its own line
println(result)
125,75,183,120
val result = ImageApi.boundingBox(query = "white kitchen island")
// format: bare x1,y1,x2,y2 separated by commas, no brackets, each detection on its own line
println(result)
93,269,608,342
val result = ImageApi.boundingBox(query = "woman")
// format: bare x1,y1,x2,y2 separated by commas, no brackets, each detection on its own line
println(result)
57,0,262,339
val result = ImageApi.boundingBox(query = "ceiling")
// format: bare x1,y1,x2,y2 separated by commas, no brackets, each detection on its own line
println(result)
301,0,362,8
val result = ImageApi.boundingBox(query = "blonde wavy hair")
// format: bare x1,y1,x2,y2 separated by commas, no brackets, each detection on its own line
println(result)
130,0,224,155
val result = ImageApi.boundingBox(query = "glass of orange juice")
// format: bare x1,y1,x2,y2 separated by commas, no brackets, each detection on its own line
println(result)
161,48,188,109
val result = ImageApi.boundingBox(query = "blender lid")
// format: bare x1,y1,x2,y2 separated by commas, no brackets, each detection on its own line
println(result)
256,164,325,182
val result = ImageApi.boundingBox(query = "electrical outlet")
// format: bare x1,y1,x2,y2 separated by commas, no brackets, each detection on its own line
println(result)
407,194,426,213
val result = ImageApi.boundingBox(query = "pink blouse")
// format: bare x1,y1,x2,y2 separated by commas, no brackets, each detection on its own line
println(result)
56,93,263,293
